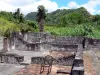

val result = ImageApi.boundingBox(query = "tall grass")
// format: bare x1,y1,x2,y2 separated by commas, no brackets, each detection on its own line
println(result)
44,25,100,39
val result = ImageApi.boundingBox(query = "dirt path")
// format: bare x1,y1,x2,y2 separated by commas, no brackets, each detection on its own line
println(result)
83,52,96,75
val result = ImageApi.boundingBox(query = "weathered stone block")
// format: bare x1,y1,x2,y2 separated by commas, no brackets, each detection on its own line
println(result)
71,66,84,75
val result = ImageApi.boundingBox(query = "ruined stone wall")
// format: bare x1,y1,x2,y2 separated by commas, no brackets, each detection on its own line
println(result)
12,32,51,51
85,38,100,50
49,36,83,52
0,53,24,64
8,32,100,51
31,54,75,66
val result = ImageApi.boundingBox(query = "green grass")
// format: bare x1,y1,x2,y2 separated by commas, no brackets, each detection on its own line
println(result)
44,25,100,39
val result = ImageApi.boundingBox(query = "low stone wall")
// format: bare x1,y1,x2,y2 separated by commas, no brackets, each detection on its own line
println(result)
53,36,84,44
31,54,75,66
0,53,24,64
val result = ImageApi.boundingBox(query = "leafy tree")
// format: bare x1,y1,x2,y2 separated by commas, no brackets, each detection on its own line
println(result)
0,18,20,37
0,11,13,21
13,8,24,23
26,20,37,29
36,5,46,32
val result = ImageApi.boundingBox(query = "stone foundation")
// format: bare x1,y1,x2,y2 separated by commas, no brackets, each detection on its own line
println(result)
31,51,75,66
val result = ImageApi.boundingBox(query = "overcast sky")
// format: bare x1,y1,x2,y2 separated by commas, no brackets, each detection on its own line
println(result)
0,0,100,15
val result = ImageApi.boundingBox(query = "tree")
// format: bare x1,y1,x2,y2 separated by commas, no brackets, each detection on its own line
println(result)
36,5,46,32
13,8,24,23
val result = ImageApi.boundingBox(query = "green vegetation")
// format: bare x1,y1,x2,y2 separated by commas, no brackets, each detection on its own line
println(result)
25,7,93,25
44,24,100,39
25,12,37,21
0,8,37,37
0,18,20,37
0,6,100,39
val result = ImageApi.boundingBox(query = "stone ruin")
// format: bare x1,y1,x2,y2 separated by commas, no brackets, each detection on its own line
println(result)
7,32,100,51
0,32,100,75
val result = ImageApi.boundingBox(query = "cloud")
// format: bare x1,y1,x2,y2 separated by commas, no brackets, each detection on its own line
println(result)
0,0,58,15
66,0,100,14
3,0,38,6
67,1,79,8
81,0,98,14
96,10,100,14
0,0,15,12
59,7,69,9
0,0,100,15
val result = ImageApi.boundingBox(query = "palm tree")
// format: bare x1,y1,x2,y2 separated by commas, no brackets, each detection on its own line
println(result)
36,5,46,32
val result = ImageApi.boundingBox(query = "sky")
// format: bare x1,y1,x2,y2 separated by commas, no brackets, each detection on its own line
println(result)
0,0,100,15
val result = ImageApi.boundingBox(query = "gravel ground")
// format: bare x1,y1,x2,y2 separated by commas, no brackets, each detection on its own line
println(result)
84,50,100,75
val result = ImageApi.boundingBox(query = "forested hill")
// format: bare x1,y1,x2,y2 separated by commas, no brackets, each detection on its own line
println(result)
25,12,37,21
25,7,93,25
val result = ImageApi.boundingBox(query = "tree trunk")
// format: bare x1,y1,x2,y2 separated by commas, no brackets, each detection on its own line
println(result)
38,19,45,32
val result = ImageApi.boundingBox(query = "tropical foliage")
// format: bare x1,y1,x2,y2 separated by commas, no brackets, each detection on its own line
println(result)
0,8,37,37
0,18,20,37
0,6,100,38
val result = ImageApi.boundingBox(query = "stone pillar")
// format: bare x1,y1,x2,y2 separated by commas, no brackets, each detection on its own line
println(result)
3,37,8,52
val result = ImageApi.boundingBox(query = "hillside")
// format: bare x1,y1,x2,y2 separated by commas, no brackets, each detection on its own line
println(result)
25,7,93,25
25,12,37,21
